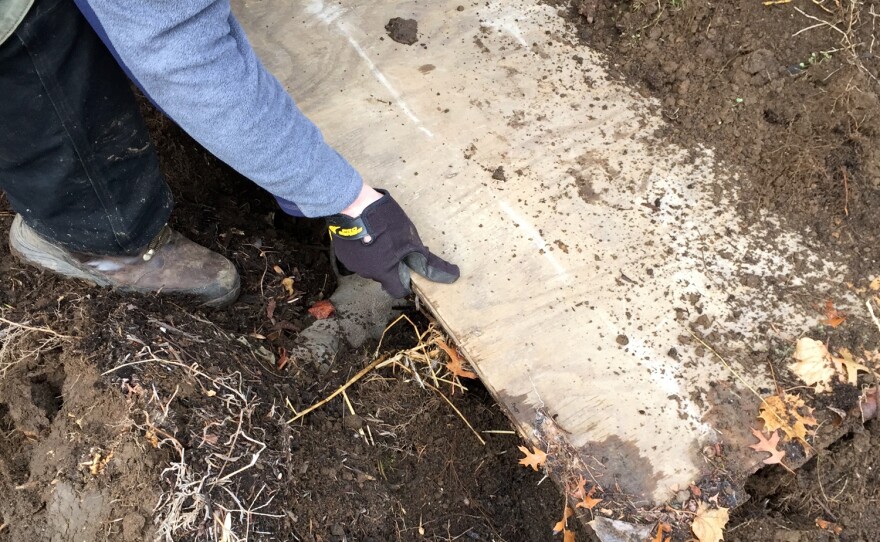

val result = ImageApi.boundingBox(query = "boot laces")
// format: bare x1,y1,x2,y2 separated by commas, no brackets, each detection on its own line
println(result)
142,224,173,262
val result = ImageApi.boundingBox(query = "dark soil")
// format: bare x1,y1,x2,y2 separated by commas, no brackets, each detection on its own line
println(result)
557,0,880,540
0,106,583,541
565,0,880,283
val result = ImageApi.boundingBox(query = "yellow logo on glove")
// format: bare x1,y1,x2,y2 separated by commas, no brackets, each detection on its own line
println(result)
329,225,364,238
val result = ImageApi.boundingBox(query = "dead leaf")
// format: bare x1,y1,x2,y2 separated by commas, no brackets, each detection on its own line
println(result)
569,475,588,500
552,505,573,534
790,338,835,391
277,348,290,370
691,502,729,542
308,300,335,319
436,339,477,382
281,277,296,297
870,277,880,291
758,393,817,443
749,428,786,465
653,521,672,542
266,298,277,321
272,265,284,276
822,300,846,328
816,518,843,534
563,529,576,542
833,348,872,385
575,487,602,510
517,445,548,471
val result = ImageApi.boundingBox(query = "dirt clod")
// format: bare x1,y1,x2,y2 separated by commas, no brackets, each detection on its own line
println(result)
385,17,418,45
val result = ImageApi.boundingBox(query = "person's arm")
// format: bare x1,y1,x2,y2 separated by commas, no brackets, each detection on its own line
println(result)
74,0,361,217
76,0,459,296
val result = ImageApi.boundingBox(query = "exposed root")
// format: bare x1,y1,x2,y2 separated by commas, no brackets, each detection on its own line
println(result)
794,0,879,84
286,313,486,444
107,343,270,542
0,316,70,380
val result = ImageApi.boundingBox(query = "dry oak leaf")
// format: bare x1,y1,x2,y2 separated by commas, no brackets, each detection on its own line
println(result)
749,428,786,465
552,505,573,534
822,300,846,328
308,299,335,319
758,393,817,443
518,445,548,471
575,487,602,511
569,475,588,500
436,339,478,380
653,521,672,542
870,277,880,291
790,338,835,391
833,348,873,385
563,528,576,542
691,502,729,542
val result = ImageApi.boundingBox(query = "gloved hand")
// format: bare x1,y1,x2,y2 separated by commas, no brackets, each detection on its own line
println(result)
327,190,460,298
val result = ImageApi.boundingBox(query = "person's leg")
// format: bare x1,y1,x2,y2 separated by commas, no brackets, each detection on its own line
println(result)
0,0,171,255
0,0,239,306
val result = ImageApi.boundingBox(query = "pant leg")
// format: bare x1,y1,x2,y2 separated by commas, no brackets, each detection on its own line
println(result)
0,0,172,256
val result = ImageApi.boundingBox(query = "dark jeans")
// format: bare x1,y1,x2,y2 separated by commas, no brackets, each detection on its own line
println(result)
0,0,171,255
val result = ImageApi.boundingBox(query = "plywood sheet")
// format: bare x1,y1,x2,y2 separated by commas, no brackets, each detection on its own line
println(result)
233,0,850,529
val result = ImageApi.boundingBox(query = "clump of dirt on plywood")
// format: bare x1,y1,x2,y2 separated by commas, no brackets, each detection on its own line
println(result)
564,0,880,282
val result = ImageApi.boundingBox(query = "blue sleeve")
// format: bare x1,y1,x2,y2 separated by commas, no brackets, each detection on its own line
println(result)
74,0,362,218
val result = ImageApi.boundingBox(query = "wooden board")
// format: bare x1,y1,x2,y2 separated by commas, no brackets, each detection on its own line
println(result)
233,0,851,533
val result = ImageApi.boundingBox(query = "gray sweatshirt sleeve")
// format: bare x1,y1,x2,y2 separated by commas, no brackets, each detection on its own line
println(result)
76,0,363,218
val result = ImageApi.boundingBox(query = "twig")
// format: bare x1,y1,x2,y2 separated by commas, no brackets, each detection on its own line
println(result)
794,6,848,38
426,377,486,445
0,317,72,338
374,313,424,358
687,329,766,402
286,355,388,423
391,360,486,445
212,433,266,486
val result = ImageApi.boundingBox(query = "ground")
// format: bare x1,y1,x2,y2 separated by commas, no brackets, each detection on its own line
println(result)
0,110,581,541
1,0,880,541
561,1,880,540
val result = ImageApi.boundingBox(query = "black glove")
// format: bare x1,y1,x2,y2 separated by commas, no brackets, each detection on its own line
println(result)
327,190,460,298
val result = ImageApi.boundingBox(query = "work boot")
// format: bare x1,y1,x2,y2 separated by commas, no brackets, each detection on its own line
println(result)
9,215,240,307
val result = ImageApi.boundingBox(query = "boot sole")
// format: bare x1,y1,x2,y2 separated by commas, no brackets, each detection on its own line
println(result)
9,215,240,308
